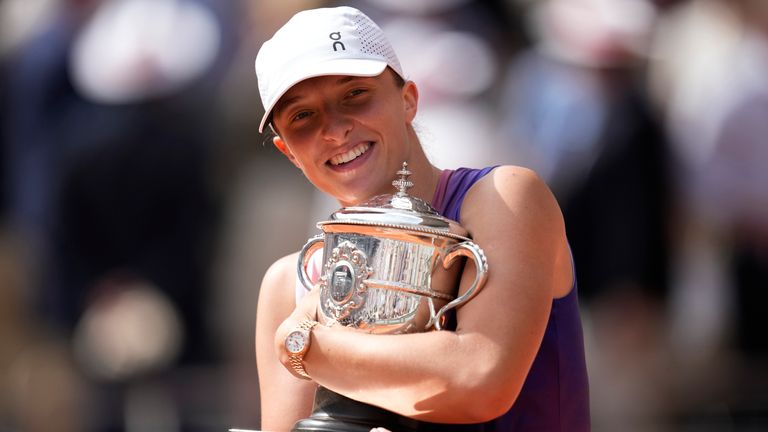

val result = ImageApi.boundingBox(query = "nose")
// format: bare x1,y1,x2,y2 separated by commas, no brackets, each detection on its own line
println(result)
320,108,353,142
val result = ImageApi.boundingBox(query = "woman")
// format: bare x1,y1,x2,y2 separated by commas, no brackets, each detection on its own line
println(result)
254,6,589,431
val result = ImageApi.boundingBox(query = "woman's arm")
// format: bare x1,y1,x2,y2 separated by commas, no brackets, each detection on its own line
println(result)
274,166,573,423
256,253,317,430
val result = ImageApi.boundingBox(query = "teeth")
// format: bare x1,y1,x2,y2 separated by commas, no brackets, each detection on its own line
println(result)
330,143,370,166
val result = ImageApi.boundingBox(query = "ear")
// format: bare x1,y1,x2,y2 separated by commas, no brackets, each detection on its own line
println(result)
402,80,419,123
273,136,301,169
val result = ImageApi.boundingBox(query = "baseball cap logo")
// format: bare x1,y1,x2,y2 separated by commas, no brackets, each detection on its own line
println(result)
329,32,345,52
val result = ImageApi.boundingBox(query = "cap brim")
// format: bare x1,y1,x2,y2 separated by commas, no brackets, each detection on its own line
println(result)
258,59,388,133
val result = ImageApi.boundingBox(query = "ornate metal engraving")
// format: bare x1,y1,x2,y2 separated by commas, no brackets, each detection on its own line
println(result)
319,241,373,321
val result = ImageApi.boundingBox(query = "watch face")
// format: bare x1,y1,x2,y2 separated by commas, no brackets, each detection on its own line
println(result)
285,330,306,354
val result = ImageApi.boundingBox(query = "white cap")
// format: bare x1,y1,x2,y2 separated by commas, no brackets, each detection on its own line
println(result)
255,6,405,133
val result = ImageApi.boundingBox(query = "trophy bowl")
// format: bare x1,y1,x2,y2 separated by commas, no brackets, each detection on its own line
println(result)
297,163,488,333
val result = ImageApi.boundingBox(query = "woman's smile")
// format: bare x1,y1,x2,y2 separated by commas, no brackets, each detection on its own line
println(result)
327,141,375,171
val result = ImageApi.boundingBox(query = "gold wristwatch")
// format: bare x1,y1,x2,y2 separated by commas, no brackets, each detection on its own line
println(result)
284,319,319,379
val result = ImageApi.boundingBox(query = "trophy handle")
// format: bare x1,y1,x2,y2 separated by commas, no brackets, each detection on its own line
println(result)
297,235,325,292
432,241,489,330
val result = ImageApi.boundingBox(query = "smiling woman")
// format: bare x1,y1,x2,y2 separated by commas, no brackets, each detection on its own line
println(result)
253,6,590,432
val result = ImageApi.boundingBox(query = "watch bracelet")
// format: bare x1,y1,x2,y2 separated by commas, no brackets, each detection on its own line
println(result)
291,320,319,379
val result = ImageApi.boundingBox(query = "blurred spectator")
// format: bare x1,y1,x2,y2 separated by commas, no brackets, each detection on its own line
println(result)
4,0,223,361
500,0,668,301
2,0,234,429
649,0,768,427
497,0,672,429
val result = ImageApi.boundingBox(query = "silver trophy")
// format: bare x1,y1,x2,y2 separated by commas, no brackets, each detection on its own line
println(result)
297,162,488,333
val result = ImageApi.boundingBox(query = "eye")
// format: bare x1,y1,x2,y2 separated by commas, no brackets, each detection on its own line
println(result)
292,110,312,122
348,88,367,98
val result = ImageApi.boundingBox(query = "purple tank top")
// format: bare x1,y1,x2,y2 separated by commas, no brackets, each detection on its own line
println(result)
430,167,591,431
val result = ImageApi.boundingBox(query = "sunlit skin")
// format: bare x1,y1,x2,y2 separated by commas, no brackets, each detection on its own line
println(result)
256,69,574,430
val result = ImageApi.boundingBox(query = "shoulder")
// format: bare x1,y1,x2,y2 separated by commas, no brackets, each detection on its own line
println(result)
460,165,568,262
461,165,572,297
263,252,300,285
462,165,563,228
258,252,300,317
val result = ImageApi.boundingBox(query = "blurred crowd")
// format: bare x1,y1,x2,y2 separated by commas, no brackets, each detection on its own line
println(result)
0,0,766,431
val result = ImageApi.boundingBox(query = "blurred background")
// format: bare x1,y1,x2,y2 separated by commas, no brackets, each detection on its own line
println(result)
0,0,766,430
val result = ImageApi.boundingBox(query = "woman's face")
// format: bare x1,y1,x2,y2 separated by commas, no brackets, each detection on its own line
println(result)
271,69,418,206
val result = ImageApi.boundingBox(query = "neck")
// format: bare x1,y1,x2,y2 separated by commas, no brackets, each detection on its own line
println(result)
404,158,442,207
393,130,442,206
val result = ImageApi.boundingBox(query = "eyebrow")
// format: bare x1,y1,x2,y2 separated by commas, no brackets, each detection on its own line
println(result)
274,95,301,115
336,76,360,85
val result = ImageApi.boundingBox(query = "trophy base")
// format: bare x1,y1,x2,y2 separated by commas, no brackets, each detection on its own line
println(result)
291,387,421,432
